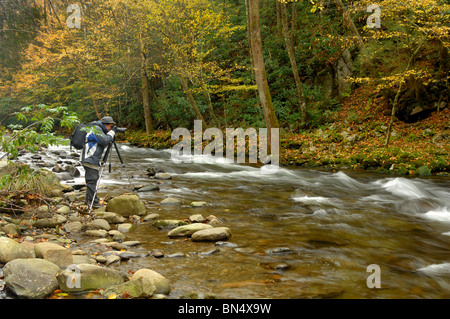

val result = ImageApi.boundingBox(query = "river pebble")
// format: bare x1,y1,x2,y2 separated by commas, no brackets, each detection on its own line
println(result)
86,229,109,237
191,227,232,242
160,197,182,206
189,214,206,223
117,223,133,233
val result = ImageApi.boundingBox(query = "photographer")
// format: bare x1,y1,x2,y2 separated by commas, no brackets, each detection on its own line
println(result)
81,116,117,208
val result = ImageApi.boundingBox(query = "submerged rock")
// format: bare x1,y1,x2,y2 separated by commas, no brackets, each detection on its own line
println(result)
138,185,160,192
154,173,172,180
190,201,208,207
160,197,182,206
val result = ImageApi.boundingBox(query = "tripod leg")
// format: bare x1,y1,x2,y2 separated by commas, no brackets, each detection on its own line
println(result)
113,142,134,191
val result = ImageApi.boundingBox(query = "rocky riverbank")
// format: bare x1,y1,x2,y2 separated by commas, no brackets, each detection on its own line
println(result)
0,191,231,299
0,149,232,299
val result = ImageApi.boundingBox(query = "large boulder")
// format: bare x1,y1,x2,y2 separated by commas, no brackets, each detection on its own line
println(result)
191,227,232,242
0,237,36,263
131,269,170,295
57,263,124,293
105,194,146,216
3,258,60,299
333,48,354,97
167,223,213,238
34,242,73,268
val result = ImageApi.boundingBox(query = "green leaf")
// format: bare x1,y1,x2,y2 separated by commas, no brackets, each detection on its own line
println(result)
20,106,31,113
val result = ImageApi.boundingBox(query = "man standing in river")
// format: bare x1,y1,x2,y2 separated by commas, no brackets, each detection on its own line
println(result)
81,116,116,208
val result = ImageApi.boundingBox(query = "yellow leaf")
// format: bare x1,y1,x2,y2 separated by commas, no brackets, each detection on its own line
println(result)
108,294,117,299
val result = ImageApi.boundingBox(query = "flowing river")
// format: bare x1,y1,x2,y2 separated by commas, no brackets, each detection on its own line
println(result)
6,143,450,299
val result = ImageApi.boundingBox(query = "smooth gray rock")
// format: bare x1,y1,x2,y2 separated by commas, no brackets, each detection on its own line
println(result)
58,263,124,293
131,268,171,295
94,212,126,224
0,237,36,263
3,258,60,299
105,194,147,216
34,242,73,268
160,197,181,206
167,223,213,238
152,219,189,230
88,218,111,231
103,277,156,299
191,227,232,242
64,221,83,233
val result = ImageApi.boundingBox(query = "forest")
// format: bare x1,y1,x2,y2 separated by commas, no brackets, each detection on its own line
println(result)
0,0,449,174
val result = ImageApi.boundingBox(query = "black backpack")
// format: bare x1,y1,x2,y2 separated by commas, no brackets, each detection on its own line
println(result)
70,123,89,150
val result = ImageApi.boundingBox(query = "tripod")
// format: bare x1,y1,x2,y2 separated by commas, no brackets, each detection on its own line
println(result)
88,141,133,213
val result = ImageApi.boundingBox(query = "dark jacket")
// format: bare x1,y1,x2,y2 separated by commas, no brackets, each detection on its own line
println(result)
81,121,114,167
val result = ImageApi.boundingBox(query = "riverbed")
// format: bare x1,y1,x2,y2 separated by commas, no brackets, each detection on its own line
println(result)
5,142,450,298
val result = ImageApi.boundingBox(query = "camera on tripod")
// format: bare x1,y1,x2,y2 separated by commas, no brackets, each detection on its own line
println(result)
113,126,127,133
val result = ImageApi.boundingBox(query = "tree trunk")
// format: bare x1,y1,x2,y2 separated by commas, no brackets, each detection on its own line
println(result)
291,1,297,42
87,86,101,120
179,76,207,128
202,90,220,128
333,0,364,51
280,2,307,126
244,0,256,83
140,34,154,134
275,1,282,39
385,38,427,147
248,0,279,138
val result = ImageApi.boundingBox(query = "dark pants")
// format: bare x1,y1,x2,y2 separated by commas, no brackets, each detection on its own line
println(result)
84,166,100,206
